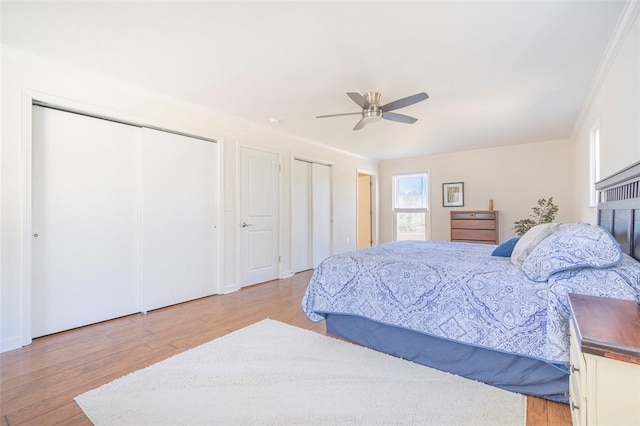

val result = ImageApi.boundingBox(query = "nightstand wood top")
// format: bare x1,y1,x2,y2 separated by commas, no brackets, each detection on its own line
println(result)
568,293,640,365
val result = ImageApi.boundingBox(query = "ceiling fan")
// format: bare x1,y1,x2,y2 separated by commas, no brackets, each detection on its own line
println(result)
316,91,429,131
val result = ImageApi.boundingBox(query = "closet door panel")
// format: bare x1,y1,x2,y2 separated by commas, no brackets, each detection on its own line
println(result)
312,163,331,267
292,160,312,272
31,106,141,337
141,129,219,312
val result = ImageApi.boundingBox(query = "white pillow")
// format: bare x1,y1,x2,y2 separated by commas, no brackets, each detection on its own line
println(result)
510,223,561,266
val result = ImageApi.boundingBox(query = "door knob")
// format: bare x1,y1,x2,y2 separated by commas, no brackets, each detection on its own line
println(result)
241,222,253,228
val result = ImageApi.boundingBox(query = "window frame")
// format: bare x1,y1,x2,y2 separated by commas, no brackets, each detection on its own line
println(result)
392,172,429,241
589,121,601,207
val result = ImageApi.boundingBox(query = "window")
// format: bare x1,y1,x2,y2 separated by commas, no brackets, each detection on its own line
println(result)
392,173,428,240
589,123,600,207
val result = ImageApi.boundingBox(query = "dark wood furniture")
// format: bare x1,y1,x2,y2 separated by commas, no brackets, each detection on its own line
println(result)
596,159,640,261
569,294,640,364
567,294,640,425
450,210,499,244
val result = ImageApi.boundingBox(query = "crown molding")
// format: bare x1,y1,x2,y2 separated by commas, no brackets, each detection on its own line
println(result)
572,0,640,138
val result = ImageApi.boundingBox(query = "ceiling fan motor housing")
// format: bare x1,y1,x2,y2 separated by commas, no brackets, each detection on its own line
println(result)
363,92,383,120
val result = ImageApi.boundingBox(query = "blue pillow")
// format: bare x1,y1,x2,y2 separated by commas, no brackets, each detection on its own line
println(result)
522,223,623,282
491,237,520,257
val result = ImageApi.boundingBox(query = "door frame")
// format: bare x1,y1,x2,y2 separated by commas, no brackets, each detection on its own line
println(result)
236,145,282,287
356,169,378,248
20,90,223,346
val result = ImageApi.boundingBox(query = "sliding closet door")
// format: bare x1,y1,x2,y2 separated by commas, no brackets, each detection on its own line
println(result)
292,160,332,271
292,160,312,272
141,129,219,312
31,106,141,337
312,163,331,267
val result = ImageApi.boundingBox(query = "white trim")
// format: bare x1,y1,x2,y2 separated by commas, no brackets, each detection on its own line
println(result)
137,130,145,315
572,1,640,138
289,154,303,273
292,154,334,167
21,91,34,347
280,271,295,279
233,142,242,293
356,169,378,248
277,150,285,279
29,91,218,144
215,138,225,295
589,120,601,208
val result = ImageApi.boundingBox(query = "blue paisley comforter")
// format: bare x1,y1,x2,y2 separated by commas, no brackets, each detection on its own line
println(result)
302,240,640,363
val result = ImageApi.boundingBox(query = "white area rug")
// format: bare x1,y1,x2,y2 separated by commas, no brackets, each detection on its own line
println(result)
75,319,526,425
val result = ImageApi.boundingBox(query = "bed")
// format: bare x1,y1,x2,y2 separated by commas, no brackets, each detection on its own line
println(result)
302,161,640,403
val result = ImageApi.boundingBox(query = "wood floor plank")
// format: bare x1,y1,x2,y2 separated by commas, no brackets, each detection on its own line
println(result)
526,397,548,426
0,271,570,425
547,400,572,426
16,403,89,426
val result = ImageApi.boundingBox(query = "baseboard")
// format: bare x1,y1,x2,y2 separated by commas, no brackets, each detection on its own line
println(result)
221,282,239,294
1,335,24,353
279,271,294,279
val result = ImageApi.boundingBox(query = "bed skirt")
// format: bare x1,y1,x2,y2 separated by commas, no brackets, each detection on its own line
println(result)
325,313,569,403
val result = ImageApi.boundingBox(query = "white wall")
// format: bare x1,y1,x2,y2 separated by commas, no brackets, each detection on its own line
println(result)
379,140,579,244
379,6,640,245
1,49,377,351
575,8,640,223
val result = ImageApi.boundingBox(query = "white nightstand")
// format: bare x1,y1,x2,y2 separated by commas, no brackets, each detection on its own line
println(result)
568,294,640,426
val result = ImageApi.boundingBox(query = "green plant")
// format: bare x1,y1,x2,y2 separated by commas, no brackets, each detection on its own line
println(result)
513,197,559,236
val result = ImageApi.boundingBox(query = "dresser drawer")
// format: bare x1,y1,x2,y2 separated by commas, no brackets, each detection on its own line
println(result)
451,229,497,241
450,239,496,245
450,212,496,220
451,219,496,230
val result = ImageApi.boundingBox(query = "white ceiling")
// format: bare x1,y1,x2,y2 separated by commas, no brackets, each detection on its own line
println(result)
1,1,627,160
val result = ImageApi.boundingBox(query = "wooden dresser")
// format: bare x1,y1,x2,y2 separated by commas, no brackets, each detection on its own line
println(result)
450,210,499,244
568,294,640,426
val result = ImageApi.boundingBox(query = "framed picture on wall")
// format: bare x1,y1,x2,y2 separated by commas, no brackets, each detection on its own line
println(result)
442,182,464,207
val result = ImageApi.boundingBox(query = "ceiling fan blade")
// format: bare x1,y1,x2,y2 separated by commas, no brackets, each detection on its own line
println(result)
347,92,371,109
382,112,418,124
353,117,367,131
381,92,429,112
316,112,362,118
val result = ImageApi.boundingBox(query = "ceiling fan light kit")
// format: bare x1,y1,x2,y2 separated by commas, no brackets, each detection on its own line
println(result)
317,91,429,130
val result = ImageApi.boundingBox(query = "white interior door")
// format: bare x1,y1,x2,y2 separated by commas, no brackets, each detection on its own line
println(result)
312,163,331,267
31,106,141,337
141,129,219,312
240,147,279,286
292,160,312,273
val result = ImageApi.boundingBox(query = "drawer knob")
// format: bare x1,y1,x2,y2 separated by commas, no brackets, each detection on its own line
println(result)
570,364,580,374
571,402,580,411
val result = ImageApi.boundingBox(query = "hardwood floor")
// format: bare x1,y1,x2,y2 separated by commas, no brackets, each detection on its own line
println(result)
0,271,570,425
